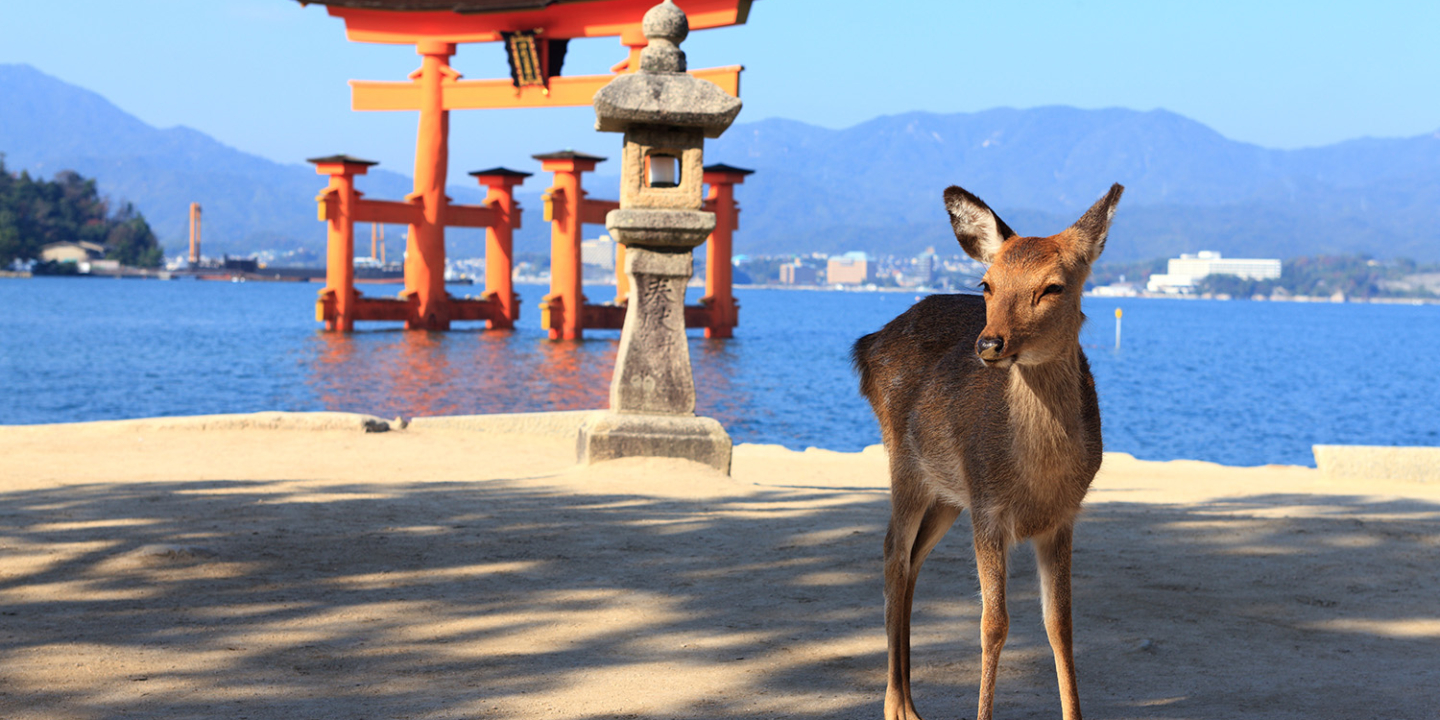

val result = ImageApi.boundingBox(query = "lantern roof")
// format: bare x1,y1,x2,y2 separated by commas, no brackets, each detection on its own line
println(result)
593,0,741,138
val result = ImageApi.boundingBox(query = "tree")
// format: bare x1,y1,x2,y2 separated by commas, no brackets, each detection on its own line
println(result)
105,203,163,268
0,158,163,268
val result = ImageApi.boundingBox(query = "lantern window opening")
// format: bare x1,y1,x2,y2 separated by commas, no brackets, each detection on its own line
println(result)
646,152,681,189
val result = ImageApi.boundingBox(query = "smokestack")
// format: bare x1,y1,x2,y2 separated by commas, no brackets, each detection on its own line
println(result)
188,203,202,264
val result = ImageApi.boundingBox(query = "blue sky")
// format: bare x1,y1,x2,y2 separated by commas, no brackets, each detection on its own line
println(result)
2,0,1438,174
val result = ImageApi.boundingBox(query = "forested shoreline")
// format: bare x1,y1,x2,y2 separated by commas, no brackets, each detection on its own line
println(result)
0,157,162,269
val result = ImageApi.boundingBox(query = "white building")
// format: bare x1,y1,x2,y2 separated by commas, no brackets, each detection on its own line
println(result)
581,235,617,270
1147,251,1281,293
1089,282,1139,297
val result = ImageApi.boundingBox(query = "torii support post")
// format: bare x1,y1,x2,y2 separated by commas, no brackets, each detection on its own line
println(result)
311,155,378,331
700,163,752,339
406,41,457,331
534,151,619,340
469,167,532,330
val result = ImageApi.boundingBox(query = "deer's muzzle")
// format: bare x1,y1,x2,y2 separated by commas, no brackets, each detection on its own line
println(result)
977,336,1011,366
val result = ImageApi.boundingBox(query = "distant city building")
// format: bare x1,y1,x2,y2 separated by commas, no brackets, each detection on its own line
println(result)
895,247,939,287
916,247,938,282
1145,273,1194,293
827,252,872,285
779,262,819,285
223,256,259,273
581,235,617,270
1147,250,1281,293
1090,282,1139,297
1170,250,1282,280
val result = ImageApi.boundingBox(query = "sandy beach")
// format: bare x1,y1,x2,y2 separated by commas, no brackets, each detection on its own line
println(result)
2,414,1437,719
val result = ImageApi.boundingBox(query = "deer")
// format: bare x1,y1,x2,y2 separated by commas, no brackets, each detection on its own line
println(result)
852,182,1123,720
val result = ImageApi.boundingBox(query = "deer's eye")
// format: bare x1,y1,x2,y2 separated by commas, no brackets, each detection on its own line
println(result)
1042,284,1065,297
979,281,991,294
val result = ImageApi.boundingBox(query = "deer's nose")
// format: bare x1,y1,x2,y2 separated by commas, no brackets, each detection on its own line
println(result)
977,336,1005,358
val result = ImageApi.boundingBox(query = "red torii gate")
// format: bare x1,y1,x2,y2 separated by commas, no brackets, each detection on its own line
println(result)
304,0,749,332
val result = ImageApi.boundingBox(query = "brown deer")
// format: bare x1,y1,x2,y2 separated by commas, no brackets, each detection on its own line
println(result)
852,183,1123,720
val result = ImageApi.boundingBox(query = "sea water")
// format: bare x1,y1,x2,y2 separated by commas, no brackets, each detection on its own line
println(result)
2,276,1436,467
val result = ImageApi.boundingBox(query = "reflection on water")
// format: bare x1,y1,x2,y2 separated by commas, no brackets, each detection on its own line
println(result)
693,337,749,435
304,328,618,420
302,316,756,425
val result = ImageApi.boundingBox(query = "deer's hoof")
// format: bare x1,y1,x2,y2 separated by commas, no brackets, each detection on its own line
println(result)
883,695,925,720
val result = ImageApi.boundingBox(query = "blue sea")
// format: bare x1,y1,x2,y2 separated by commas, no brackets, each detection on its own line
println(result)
2,277,1437,467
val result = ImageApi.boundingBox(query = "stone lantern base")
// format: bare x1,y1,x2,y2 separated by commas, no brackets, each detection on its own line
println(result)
574,243,733,474
578,411,732,473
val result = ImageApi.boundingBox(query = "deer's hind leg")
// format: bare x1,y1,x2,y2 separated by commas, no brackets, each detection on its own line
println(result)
884,464,961,720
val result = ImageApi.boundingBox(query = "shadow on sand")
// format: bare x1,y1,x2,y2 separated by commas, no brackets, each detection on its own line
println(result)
0,475,1436,719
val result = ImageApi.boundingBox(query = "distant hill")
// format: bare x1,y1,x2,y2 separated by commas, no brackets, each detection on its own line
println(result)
3,63,1438,262
706,109,1440,262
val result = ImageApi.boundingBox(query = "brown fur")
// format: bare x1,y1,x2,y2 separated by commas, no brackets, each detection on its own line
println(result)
852,183,1122,720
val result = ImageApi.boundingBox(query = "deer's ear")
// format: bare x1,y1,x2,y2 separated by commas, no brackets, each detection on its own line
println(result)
944,185,1015,264
1069,183,1124,264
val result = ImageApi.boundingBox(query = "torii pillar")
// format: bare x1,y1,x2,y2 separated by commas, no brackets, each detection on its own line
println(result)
405,40,457,331
312,155,377,332
700,163,752,339
535,150,618,340
469,167,532,330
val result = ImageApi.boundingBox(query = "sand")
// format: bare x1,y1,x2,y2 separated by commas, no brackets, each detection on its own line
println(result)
1,417,1437,719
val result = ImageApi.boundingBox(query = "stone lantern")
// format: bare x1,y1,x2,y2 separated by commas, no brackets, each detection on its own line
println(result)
577,0,742,472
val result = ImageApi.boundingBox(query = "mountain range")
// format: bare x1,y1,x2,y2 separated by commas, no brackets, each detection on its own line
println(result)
3,63,1437,263
710,109,1440,262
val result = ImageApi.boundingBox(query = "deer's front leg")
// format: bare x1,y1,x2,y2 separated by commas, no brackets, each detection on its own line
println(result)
1036,522,1082,720
972,529,1009,720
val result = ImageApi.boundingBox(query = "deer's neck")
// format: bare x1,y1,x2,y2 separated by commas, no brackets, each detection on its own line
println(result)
1005,348,1091,481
